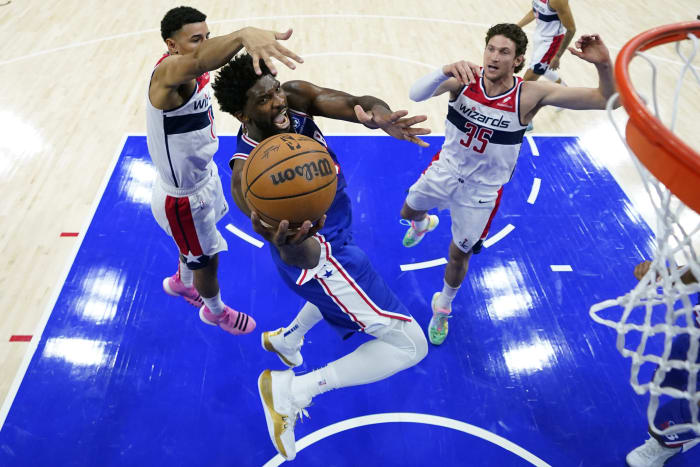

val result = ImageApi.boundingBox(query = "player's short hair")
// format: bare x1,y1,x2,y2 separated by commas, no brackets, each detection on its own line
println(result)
212,54,272,115
485,23,528,73
160,6,207,41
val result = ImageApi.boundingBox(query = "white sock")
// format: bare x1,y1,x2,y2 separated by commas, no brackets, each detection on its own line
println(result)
543,67,561,83
202,291,224,315
412,214,430,232
178,261,194,287
291,365,338,403
283,302,323,347
436,280,460,311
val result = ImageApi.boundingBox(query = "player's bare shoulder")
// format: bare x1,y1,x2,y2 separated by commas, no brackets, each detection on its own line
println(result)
149,55,196,110
519,79,558,116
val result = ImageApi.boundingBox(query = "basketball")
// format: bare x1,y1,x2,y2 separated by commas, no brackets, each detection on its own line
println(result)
242,133,338,229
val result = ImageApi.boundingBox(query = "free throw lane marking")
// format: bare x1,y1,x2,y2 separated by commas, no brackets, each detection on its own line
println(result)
263,412,551,467
527,178,542,205
225,224,264,248
550,265,573,272
483,224,515,248
526,135,539,157
400,257,448,271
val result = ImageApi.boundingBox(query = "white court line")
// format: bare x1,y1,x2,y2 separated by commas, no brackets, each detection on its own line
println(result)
263,412,551,467
399,257,447,271
550,265,573,272
527,178,542,205
225,224,264,248
526,135,539,157
483,224,515,248
0,134,128,430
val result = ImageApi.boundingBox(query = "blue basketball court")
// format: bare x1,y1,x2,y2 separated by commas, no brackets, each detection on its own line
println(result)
0,134,696,466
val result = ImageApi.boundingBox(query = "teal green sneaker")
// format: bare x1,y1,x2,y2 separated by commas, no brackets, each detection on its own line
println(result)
402,215,439,248
428,292,451,345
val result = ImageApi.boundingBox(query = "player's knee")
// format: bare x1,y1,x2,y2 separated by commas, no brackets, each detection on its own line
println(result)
405,319,428,365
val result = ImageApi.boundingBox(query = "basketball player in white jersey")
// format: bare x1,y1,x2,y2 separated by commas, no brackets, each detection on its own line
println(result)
147,6,302,335
400,23,617,345
517,0,576,84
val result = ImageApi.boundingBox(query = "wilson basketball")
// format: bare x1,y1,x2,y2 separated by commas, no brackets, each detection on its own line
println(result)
243,133,337,229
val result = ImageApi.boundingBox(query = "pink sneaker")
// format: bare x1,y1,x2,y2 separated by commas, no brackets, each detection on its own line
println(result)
162,273,203,307
199,305,256,335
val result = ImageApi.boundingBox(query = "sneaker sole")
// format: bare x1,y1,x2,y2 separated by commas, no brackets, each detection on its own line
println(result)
262,330,299,368
162,278,179,297
198,307,217,326
258,370,293,460
163,278,203,307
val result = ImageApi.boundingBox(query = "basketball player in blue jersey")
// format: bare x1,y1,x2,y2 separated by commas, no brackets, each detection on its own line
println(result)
626,261,700,466
211,53,431,460
147,6,302,336
400,24,618,345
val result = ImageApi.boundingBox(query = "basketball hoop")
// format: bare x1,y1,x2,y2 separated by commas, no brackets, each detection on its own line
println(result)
589,21,700,438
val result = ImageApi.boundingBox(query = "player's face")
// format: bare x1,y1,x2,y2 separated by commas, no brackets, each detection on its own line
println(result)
167,22,210,56
483,35,523,81
243,75,291,138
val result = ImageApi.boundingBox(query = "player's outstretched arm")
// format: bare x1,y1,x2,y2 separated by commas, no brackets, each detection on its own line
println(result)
516,9,535,28
533,34,618,111
155,27,302,89
409,61,479,102
283,80,431,147
250,212,326,270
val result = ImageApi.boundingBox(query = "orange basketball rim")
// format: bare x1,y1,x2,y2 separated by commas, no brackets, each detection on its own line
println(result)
616,21,700,212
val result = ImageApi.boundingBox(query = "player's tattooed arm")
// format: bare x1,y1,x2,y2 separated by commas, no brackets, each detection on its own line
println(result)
250,213,327,270
283,80,431,147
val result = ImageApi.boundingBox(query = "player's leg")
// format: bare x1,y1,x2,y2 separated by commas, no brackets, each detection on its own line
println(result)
259,317,428,460
151,180,203,307
261,301,323,367
400,154,451,247
626,398,697,466
428,186,503,345
187,173,254,335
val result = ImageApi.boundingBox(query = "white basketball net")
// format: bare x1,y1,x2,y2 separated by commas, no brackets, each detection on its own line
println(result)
589,31,700,437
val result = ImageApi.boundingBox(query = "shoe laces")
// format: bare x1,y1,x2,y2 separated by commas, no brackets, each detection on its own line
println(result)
399,218,428,236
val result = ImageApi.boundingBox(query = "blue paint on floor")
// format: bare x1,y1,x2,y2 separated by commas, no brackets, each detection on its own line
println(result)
0,135,696,466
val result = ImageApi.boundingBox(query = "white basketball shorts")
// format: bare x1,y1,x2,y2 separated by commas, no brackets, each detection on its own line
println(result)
151,163,229,270
405,154,503,254
529,33,564,75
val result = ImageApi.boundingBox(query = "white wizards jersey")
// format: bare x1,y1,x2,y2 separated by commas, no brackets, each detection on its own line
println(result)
146,53,218,193
532,0,565,38
441,75,527,188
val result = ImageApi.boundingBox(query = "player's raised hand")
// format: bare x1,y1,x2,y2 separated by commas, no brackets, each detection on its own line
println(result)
239,27,304,75
442,60,481,86
354,105,431,148
633,260,652,281
568,34,611,66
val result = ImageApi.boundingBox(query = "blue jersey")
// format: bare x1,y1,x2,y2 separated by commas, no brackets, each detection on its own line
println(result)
230,108,352,247
230,108,412,332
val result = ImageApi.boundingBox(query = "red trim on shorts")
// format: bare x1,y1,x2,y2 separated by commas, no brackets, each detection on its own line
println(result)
325,255,411,322
541,34,564,65
318,277,367,329
423,151,441,174
164,196,204,256
480,187,504,239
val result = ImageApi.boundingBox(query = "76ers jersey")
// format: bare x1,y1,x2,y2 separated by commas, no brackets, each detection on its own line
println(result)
532,0,566,38
146,54,218,192
441,76,527,188
230,109,352,247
